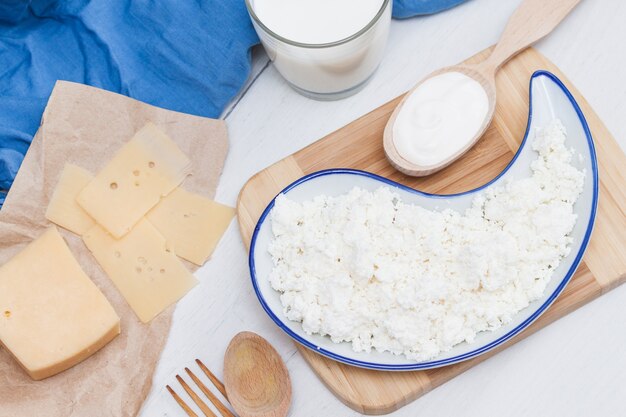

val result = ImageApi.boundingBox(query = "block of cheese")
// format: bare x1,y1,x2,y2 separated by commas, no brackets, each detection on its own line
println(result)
147,188,235,266
0,227,120,380
45,163,96,235
77,123,191,238
82,219,198,323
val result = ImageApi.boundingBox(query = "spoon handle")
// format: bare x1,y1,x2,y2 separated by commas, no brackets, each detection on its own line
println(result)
478,0,581,74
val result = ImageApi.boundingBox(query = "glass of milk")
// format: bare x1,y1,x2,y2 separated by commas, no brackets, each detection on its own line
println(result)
246,0,392,100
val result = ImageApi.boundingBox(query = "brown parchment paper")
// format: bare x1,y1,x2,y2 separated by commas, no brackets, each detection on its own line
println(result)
0,81,228,417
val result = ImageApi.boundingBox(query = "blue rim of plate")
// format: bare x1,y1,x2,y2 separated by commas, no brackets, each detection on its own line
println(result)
248,70,599,371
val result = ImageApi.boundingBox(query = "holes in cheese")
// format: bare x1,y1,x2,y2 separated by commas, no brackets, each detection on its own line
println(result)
82,219,198,323
77,123,191,238
0,227,120,380
146,188,235,266
45,164,96,235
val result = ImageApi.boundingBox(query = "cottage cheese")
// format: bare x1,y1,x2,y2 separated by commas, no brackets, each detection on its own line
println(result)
268,120,584,361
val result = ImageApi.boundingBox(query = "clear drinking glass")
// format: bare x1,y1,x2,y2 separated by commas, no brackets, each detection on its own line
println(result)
246,0,392,100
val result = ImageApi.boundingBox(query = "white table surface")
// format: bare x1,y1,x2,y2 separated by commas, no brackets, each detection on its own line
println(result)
140,1,626,416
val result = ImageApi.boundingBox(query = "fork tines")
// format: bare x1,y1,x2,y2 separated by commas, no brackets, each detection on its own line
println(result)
166,385,199,417
167,359,235,417
196,358,228,399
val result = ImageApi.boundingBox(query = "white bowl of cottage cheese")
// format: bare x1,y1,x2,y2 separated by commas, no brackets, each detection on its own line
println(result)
249,71,598,370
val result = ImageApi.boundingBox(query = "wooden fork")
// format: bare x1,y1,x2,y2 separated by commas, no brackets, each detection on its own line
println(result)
166,359,236,417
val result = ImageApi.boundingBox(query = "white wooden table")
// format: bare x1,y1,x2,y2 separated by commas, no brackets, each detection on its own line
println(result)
140,1,626,416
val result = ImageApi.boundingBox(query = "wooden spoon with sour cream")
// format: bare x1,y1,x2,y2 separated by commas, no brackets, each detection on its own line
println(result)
384,0,581,177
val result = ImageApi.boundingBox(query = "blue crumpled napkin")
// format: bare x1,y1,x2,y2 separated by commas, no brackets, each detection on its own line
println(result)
394,0,467,18
0,0,467,206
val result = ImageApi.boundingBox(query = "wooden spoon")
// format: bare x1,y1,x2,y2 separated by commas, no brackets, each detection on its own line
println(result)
384,0,581,177
223,331,291,417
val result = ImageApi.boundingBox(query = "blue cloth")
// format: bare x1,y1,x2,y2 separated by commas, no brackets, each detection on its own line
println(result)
0,0,467,206
394,0,468,18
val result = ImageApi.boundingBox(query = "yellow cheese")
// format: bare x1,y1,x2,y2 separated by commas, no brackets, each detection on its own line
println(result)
77,123,191,238
147,188,234,266
45,163,96,235
0,227,120,380
82,219,198,323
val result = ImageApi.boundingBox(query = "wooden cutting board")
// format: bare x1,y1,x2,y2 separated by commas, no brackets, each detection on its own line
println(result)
236,47,626,415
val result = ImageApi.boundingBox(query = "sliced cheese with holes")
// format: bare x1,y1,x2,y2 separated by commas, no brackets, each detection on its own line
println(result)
45,163,96,235
82,219,198,323
0,227,120,380
147,188,235,266
77,123,191,238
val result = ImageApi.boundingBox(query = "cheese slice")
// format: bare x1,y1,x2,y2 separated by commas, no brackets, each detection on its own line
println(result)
82,219,198,323
0,227,120,380
146,188,234,266
77,123,191,238
45,163,96,235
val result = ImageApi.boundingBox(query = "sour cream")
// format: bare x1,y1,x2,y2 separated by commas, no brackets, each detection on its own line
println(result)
392,72,489,167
